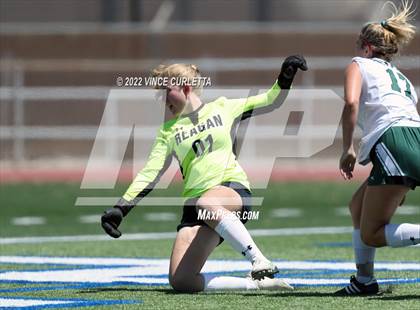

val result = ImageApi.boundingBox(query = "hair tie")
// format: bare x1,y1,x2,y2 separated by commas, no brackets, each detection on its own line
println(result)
190,64,200,73
381,20,389,29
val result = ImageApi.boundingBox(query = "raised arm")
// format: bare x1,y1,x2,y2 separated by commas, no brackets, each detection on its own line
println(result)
101,127,172,238
228,55,308,119
227,83,281,119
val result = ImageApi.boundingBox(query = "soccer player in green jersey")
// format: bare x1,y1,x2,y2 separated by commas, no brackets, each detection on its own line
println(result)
102,56,307,292
336,0,420,296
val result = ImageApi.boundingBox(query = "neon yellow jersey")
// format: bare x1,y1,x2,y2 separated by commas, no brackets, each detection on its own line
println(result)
123,82,281,201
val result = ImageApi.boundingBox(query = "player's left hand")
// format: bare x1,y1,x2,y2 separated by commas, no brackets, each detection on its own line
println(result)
278,55,308,89
339,149,356,180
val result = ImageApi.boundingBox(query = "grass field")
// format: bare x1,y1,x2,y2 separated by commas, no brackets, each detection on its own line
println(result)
0,181,419,309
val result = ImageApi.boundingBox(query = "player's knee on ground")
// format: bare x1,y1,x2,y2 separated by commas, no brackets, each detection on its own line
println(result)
169,272,202,293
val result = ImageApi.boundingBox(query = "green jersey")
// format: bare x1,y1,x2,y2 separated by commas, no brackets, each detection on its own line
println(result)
123,82,281,202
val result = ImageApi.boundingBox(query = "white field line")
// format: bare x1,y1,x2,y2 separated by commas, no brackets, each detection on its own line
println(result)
335,205,420,216
335,207,349,216
395,205,420,215
0,257,418,289
0,226,353,245
1,257,419,271
11,217,46,226
79,215,102,224
0,232,177,245
336,205,420,217
0,298,72,307
143,212,177,222
271,208,303,218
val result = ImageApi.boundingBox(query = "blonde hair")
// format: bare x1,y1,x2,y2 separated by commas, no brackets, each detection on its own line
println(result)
357,0,416,61
151,63,203,95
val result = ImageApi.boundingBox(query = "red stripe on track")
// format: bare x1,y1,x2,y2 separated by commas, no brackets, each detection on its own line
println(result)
0,167,370,183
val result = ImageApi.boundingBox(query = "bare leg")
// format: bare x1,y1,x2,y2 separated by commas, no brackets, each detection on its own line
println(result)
169,225,290,292
360,185,410,247
349,180,368,229
196,185,243,228
169,225,221,292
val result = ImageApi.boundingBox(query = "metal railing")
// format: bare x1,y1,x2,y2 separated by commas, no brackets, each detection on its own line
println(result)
1,56,419,163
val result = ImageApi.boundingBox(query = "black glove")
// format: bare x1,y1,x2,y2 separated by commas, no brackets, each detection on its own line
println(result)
277,55,308,89
101,207,124,238
101,198,134,238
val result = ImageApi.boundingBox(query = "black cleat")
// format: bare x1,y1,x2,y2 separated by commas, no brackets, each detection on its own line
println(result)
334,275,379,296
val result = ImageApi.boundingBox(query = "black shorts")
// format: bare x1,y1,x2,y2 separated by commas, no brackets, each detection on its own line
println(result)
176,181,252,233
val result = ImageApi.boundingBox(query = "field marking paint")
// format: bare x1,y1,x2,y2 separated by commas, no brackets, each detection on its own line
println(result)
0,232,177,245
0,257,419,288
11,217,46,226
335,207,349,216
395,205,420,215
0,226,354,245
0,297,72,307
144,212,177,222
317,242,352,247
0,278,418,293
249,226,353,236
271,208,303,218
336,205,420,217
1,256,420,270
286,278,419,286
78,214,102,224
0,296,141,308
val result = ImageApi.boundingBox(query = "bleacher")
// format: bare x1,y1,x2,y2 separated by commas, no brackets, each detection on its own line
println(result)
0,0,419,165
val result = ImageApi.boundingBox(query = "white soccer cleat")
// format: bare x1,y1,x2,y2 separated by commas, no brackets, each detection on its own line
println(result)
246,272,294,291
250,258,279,280
254,277,294,291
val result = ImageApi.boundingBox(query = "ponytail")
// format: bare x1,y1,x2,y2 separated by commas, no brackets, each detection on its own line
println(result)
381,0,416,48
357,0,416,61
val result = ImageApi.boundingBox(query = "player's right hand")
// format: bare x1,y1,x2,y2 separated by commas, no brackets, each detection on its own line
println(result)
101,208,124,238
339,149,356,180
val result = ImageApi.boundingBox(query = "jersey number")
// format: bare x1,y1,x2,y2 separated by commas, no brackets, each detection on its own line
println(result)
192,134,213,157
386,68,412,98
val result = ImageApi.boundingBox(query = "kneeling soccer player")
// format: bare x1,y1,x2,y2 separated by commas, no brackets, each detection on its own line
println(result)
102,56,307,292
